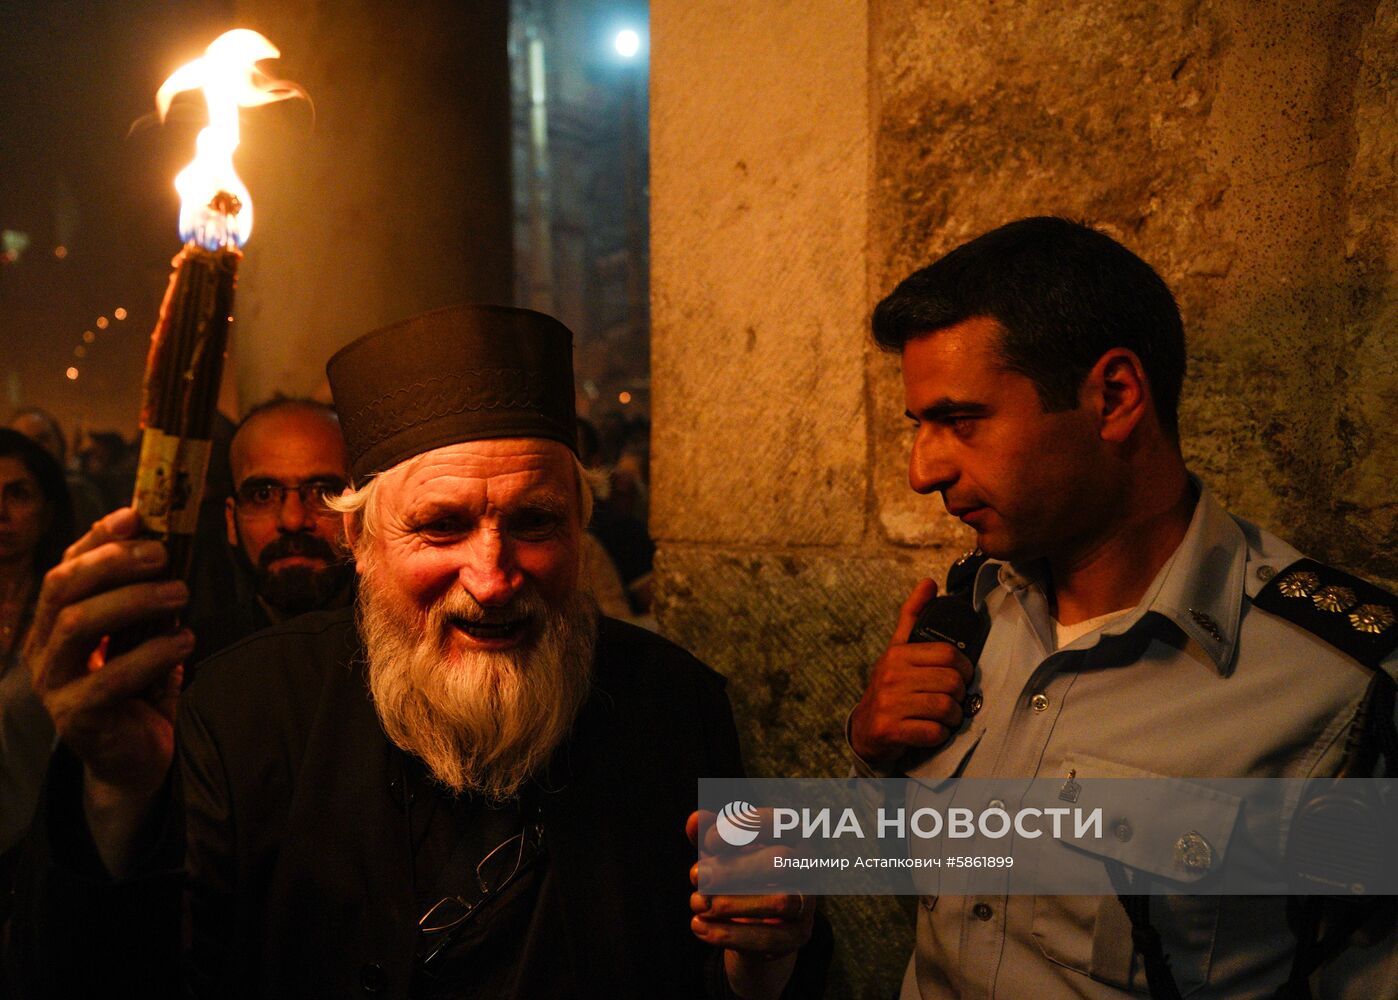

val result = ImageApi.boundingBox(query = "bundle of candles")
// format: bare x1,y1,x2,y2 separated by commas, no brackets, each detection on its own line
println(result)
111,31,303,660
133,198,240,580
129,30,304,583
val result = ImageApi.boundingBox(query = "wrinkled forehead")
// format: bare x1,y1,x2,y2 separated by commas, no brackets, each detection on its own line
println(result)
380,437,577,509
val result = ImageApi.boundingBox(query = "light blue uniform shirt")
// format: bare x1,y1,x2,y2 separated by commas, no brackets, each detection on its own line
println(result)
861,481,1398,999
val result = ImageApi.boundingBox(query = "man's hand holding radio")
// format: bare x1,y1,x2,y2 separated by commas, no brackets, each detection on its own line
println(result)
850,579,976,771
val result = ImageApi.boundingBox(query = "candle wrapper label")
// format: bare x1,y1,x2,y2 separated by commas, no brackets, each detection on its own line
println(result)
133,428,212,536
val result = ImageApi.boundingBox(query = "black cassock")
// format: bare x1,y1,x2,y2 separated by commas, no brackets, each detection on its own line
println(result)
8,609,827,999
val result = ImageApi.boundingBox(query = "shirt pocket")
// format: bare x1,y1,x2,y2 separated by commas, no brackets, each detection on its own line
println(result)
903,724,984,784
903,728,985,907
1028,752,1242,996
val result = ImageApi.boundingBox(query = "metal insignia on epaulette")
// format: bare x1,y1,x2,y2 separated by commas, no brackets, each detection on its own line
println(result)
1256,558,1398,670
1277,570,1320,598
1313,585,1358,614
1349,604,1395,635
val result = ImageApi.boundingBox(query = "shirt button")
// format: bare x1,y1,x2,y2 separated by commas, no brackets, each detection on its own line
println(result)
972,902,993,921
1174,831,1214,874
1030,693,1050,712
988,798,1005,811
360,963,387,994
1256,564,1276,582
965,692,984,717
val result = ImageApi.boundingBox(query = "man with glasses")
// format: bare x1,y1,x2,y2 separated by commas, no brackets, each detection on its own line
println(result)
11,305,823,999
185,399,355,663
225,398,353,618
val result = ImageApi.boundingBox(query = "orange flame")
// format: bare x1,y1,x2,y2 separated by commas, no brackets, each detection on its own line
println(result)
157,29,306,250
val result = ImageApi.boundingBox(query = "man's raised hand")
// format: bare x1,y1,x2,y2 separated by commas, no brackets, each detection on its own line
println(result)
27,507,192,873
849,578,974,771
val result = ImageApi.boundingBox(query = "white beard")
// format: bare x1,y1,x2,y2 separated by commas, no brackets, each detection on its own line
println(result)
358,572,596,801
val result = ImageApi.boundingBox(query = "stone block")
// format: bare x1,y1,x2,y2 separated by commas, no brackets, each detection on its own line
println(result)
870,0,1398,588
656,545,962,775
650,0,870,547
656,543,932,998
871,0,1229,546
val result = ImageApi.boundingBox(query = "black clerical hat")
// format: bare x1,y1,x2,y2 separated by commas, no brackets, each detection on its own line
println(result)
327,304,577,483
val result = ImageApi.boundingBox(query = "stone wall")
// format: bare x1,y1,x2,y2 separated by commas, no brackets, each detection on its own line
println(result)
651,2,1398,997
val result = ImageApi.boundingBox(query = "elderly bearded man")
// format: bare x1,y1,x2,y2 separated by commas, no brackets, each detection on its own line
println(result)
10,305,823,999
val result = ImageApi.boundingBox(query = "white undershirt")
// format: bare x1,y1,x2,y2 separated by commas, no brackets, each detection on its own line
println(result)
1053,608,1133,650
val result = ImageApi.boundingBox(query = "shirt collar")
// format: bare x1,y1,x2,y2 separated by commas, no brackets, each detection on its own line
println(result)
969,476,1246,675
1138,477,1246,675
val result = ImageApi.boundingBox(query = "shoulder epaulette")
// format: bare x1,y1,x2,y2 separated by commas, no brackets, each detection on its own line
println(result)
1253,558,1398,670
945,549,989,600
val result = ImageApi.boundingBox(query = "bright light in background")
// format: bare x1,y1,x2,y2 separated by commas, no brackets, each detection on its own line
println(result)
114,307,128,320
614,28,641,59
2,231,28,264
618,390,633,405
83,330,95,343
96,316,109,329
65,367,79,381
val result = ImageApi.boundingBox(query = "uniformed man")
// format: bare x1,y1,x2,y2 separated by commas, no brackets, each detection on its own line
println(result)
849,217,1398,998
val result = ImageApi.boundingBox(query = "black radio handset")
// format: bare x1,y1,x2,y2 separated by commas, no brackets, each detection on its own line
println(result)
900,574,990,770
909,548,990,662
905,555,991,761
908,594,989,663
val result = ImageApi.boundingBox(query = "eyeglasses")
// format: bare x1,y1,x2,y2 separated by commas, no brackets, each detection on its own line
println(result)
233,478,346,515
416,819,545,972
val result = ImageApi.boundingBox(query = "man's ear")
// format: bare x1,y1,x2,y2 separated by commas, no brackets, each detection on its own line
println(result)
1084,348,1150,443
225,497,238,548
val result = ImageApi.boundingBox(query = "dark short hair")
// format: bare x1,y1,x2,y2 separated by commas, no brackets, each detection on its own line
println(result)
871,217,1186,434
233,396,338,438
0,427,77,574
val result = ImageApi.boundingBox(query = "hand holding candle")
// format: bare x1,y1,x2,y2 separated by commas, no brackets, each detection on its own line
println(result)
24,28,308,878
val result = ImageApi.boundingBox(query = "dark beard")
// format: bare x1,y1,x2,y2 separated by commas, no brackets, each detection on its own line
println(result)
254,532,353,617
358,574,598,801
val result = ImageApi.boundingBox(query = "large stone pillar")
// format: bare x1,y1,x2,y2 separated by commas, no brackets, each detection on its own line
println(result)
652,2,918,994
230,0,512,405
652,2,1398,996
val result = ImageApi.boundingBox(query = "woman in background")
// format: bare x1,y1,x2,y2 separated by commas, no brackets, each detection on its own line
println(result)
0,428,76,860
